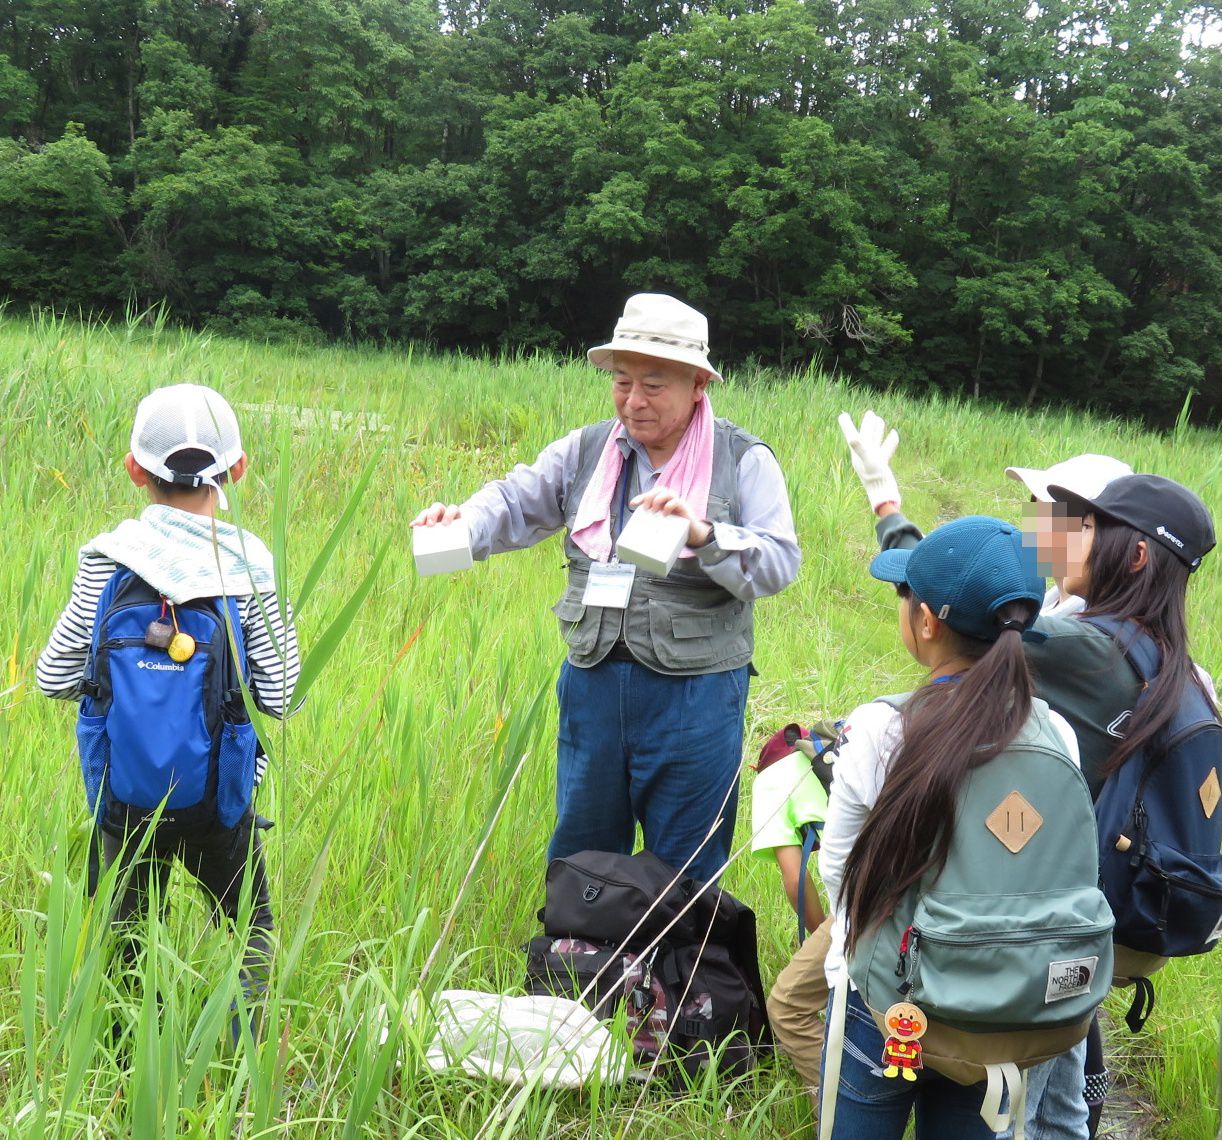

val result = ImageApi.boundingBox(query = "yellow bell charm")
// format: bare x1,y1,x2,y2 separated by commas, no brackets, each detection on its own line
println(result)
168,631,196,662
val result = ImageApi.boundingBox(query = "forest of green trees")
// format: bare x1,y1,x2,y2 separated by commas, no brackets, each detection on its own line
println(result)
0,0,1218,421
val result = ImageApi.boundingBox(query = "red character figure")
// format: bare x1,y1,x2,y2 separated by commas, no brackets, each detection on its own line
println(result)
881,1001,926,1081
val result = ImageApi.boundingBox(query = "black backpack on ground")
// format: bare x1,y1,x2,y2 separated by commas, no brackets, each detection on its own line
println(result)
523,850,771,1085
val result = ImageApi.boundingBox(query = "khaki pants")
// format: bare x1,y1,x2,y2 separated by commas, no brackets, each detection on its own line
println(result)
767,915,833,1098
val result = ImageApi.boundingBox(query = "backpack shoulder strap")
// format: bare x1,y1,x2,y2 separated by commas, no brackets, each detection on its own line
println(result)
81,568,138,708
89,567,136,646
796,821,821,946
1078,615,1160,684
874,691,912,710
1081,615,1218,745
217,594,250,675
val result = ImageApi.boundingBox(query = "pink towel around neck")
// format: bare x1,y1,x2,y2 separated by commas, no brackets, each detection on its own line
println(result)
570,394,715,562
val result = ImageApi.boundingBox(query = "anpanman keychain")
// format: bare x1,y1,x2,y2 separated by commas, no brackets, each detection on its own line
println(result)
881,1001,926,1081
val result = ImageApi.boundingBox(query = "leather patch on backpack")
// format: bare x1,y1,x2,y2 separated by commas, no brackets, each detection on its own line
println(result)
985,791,1043,854
1200,768,1220,820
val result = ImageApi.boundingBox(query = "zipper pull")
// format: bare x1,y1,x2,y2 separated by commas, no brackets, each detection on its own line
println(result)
894,924,913,978
1131,802,1148,867
898,931,919,996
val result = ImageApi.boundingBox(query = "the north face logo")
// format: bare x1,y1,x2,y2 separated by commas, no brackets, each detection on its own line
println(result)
1045,957,1098,1003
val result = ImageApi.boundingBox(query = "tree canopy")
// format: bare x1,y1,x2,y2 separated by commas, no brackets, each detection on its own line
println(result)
1,0,1218,422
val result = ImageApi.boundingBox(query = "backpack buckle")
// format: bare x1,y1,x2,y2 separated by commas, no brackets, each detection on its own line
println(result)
582,883,601,903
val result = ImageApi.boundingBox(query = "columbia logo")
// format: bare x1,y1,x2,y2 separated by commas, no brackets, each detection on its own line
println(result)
1156,525,1185,549
137,659,185,672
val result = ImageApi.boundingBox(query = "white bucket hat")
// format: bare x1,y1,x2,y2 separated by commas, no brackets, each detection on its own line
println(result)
131,383,243,510
1005,453,1133,503
587,293,723,382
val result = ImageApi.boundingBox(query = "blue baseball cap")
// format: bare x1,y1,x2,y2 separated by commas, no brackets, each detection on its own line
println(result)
869,516,1046,642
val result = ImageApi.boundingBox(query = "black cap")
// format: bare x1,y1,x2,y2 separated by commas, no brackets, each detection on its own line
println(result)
1047,474,1216,572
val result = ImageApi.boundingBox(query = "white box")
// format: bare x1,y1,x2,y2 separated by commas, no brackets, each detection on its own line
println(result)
615,508,691,577
413,519,474,576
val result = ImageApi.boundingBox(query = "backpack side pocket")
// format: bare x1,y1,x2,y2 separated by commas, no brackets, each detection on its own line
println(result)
216,720,256,829
1112,839,1222,957
661,942,763,1081
76,710,109,816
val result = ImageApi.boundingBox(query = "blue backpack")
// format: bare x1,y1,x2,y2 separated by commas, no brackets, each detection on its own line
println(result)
1086,616,1222,1030
76,568,258,832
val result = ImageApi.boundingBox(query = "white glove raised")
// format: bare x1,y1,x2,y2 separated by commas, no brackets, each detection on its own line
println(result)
838,410,901,511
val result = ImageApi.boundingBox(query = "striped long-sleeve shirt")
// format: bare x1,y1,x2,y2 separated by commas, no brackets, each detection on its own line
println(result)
37,552,301,784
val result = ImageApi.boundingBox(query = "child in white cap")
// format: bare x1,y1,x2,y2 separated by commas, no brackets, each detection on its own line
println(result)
37,383,300,1043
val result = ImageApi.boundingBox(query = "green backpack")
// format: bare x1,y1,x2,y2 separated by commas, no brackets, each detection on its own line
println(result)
822,696,1115,1138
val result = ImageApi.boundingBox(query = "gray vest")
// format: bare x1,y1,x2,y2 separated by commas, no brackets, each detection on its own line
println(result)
553,417,763,675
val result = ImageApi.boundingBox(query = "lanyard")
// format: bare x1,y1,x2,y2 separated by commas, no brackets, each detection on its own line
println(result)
616,452,637,540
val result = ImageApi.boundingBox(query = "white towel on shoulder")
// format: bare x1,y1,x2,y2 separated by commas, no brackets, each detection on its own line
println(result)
82,505,275,604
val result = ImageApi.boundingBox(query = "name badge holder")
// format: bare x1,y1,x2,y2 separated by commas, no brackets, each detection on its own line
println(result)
582,560,636,609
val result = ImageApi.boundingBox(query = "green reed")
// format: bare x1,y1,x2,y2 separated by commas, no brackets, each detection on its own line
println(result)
0,310,1218,1136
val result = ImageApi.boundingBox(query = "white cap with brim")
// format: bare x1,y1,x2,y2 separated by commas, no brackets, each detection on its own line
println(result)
130,384,243,511
587,292,723,382
1005,453,1133,503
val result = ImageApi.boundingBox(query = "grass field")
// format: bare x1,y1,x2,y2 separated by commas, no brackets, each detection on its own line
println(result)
2,310,1220,1138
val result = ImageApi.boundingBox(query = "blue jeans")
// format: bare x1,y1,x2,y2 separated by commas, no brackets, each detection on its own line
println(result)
1025,1039,1089,1140
821,989,1008,1140
548,659,748,883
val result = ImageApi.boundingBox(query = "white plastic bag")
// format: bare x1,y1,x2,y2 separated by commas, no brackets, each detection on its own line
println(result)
423,989,629,1088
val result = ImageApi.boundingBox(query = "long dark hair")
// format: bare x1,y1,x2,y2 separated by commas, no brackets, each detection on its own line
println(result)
1082,516,1213,776
841,595,1038,958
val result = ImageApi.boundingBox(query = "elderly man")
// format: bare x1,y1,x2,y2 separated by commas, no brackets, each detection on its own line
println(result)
412,293,800,881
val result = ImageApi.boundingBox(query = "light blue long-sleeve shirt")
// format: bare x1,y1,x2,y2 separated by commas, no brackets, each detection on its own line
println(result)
460,426,800,602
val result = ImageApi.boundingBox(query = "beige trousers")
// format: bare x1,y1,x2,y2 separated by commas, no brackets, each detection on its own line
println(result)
767,914,833,1096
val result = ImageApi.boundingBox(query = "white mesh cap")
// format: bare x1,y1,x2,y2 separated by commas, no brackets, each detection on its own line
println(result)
1004,453,1133,503
130,384,243,510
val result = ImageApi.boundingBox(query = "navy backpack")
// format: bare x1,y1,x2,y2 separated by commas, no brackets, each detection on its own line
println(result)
76,568,258,832
1087,616,1222,1029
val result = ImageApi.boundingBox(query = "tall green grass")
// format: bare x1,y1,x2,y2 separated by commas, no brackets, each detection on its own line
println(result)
1,311,1219,1137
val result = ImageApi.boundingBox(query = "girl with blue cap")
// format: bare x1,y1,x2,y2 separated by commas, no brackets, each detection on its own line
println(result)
816,515,1086,1138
